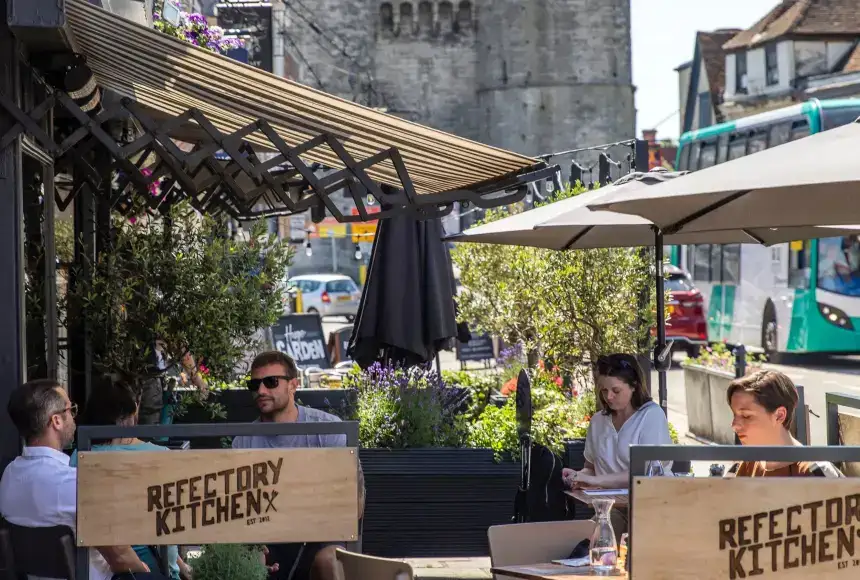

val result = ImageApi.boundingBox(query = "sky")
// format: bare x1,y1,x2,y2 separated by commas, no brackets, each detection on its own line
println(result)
632,0,781,142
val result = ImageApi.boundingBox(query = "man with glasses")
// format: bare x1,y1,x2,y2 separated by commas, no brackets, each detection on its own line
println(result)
0,379,156,580
232,351,364,580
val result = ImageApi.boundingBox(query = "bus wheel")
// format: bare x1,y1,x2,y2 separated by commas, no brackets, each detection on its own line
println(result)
762,303,778,361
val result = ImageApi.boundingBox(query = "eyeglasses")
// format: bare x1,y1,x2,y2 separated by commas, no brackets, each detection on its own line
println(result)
246,375,295,392
50,404,78,423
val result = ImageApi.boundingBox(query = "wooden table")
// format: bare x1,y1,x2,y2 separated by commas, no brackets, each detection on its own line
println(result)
491,563,627,579
564,489,629,507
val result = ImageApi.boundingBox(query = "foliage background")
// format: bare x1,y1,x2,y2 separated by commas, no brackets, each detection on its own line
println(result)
66,200,293,383
452,183,657,387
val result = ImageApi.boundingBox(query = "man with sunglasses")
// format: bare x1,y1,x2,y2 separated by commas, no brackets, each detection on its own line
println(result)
232,351,364,580
1,379,156,580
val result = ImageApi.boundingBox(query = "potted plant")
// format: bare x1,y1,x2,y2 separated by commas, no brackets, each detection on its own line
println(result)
189,544,267,580
348,360,596,557
681,343,764,444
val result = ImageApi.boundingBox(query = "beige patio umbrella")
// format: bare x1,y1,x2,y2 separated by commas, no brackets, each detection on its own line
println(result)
587,121,860,234
449,170,860,415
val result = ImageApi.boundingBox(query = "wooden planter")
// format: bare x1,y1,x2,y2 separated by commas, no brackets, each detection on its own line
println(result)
682,363,736,445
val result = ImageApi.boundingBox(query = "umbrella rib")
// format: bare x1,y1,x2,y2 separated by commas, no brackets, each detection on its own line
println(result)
664,189,752,235
562,226,594,250
742,229,766,245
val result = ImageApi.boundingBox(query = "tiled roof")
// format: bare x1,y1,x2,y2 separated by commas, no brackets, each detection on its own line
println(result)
724,0,860,50
699,30,742,103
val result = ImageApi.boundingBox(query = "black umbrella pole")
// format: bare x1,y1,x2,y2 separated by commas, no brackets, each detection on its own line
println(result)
654,229,669,416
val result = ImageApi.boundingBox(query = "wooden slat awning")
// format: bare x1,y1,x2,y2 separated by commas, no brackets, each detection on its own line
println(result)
64,0,546,200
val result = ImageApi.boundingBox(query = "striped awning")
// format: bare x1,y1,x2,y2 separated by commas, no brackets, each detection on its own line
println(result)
64,0,546,199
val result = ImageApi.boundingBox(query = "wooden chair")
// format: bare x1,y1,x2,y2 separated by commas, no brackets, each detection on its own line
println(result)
335,549,413,580
488,520,595,580
0,517,77,580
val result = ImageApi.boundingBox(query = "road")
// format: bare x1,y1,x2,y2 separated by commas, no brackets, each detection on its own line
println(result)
323,318,860,445
659,354,860,447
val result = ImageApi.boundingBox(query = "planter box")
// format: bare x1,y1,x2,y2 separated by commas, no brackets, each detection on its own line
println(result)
683,364,736,445
359,448,519,557
360,441,589,558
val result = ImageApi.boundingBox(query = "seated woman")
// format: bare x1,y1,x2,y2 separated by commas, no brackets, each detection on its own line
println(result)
71,379,190,580
562,353,673,538
726,370,843,477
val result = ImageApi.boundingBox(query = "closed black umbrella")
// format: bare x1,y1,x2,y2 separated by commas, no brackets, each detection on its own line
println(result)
348,213,458,369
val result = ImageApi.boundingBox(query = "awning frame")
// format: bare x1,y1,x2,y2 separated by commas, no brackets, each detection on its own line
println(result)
0,55,557,222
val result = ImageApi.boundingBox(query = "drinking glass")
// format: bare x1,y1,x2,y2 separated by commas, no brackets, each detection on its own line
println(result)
589,498,618,572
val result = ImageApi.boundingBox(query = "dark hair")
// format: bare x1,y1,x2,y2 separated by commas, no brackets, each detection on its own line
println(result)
727,370,797,431
251,351,298,379
7,379,67,442
83,377,142,445
595,353,650,414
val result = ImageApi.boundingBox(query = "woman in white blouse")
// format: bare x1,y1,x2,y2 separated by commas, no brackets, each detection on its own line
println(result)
562,353,673,538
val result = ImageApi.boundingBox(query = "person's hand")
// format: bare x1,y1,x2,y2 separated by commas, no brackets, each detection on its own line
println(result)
562,468,595,489
260,546,280,575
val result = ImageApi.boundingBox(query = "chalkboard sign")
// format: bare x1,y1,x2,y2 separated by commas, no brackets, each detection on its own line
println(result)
271,314,331,369
456,332,495,362
327,324,354,365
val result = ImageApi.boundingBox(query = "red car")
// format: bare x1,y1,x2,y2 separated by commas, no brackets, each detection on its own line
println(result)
664,265,708,357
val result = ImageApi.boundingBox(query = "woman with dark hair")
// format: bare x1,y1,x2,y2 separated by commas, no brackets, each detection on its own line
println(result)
562,354,672,537
71,379,189,580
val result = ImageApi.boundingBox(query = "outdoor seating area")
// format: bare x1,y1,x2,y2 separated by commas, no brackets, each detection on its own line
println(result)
4,2,860,580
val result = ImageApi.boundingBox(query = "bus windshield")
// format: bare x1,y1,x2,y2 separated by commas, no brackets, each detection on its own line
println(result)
817,236,860,296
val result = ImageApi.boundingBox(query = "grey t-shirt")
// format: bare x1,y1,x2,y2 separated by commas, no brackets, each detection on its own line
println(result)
231,405,347,449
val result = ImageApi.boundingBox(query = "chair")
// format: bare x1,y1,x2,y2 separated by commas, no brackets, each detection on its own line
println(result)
0,517,77,580
335,549,413,580
488,520,595,580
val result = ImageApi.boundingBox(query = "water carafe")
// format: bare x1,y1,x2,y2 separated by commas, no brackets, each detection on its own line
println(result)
589,498,618,573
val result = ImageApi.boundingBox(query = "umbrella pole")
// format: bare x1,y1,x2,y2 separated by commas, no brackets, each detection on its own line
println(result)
653,228,669,416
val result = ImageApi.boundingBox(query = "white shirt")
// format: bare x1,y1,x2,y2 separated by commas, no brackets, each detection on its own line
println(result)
584,401,673,476
0,446,112,580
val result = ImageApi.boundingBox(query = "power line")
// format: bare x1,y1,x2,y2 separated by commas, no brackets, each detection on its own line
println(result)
282,32,326,91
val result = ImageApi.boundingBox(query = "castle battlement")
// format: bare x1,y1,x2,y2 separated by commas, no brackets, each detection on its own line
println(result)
378,1,474,40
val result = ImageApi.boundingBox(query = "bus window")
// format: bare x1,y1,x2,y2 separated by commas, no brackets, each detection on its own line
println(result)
710,245,723,282
699,141,717,169
685,244,696,274
821,107,860,131
717,134,729,164
728,134,747,160
789,120,809,141
722,244,741,284
817,236,860,296
788,240,810,289
770,123,791,147
677,144,690,171
693,245,711,281
748,130,768,154
689,141,702,170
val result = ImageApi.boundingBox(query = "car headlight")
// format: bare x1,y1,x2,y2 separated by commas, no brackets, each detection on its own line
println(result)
817,302,855,331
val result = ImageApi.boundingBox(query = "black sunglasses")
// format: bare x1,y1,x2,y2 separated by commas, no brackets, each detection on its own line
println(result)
246,375,295,392
595,356,633,373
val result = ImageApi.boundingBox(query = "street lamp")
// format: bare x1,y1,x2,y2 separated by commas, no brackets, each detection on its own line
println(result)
354,244,362,261
305,239,313,257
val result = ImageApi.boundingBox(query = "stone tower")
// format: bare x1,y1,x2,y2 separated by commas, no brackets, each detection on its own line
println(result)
476,0,635,157
284,0,635,160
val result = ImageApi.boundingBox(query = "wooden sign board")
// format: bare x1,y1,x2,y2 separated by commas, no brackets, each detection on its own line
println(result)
271,314,331,369
77,448,359,546
632,478,860,579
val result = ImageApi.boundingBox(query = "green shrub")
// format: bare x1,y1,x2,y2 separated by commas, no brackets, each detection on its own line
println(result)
190,544,267,580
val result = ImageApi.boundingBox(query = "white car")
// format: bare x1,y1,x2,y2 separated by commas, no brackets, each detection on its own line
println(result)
288,274,361,321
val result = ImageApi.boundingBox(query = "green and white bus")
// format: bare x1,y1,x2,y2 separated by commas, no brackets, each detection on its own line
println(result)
672,98,860,357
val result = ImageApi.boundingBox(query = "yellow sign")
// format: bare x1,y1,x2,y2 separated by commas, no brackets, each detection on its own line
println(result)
317,223,347,238
790,240,804,251
352,223,377,242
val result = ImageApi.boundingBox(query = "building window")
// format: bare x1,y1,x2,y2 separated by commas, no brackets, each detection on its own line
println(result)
735,52,748,95
697,92,712,129
765,44,779,86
